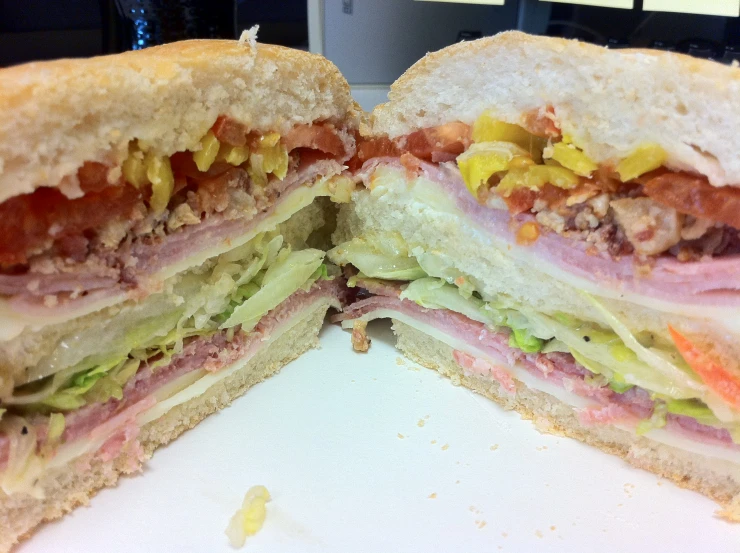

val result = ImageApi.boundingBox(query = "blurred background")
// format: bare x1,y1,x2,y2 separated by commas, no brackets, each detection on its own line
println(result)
0,0,737,109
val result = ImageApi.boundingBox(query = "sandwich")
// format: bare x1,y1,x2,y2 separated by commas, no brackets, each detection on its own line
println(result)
0,35,357,550
330,31,740,518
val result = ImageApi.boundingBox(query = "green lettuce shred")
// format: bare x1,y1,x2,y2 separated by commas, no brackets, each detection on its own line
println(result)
508,328,544,354
327,232,426,281
636,402,668,435
47,413,65,442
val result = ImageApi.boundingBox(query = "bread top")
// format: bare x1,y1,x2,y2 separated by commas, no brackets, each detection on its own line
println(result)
370,31,740,187
0,39,360,204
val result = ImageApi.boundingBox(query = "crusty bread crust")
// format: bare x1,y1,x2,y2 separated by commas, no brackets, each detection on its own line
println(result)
370,31,740,187
391,320,740,519
0,40,360,203
0,298,332,553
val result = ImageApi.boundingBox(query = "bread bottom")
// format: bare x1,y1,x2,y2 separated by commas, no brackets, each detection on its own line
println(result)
390,319,740,519
0,299,332,553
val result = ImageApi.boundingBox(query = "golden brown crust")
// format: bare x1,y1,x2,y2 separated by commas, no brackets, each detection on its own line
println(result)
0,40,360,203
370,31,740,187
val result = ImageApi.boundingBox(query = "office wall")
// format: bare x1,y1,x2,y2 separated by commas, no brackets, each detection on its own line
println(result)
322,0,519,85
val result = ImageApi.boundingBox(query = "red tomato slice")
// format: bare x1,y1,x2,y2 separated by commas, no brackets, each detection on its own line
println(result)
668,325,740,411
283,124,346,157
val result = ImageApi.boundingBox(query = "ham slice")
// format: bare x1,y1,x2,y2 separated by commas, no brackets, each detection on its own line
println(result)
358,158,740,307
453,350,517,395
0,278,345,469
335,291,738,448
0,273,118,296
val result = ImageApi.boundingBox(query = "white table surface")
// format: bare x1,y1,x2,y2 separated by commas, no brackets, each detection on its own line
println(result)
19,321,740,553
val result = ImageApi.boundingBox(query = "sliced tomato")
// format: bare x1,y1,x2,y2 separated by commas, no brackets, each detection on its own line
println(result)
522,105,561,139
283,123,346,157
0,185,142,267
644,172,740,230
399,121,471,161
350,136,400,171
351,121,471,170
668,325,740,411
211,115,249,147
502,188,537,214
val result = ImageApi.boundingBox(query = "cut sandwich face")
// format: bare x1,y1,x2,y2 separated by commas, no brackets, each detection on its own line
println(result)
331,31,740,518
0,38,357,552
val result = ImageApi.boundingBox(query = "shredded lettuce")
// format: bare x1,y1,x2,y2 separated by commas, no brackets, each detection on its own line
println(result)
666,398,719,425
37,359,115,410
525,309,701,400
221,248,325,331
508,328,544,354
412,249,479,298
608,378,635,394
47,413,65,442
0,416,45,498
399,277,546,354
328,232,426,281
582,293,705,394
400,278,489,324
636,402,668,435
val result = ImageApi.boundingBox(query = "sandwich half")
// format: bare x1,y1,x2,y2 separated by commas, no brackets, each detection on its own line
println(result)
330,31,740,517
0,36,357,550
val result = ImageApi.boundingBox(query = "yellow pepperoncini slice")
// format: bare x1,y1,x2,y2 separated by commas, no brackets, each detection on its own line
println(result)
145,152,174,214
218,144,250,166
457,142,529,196
549,142,598,177
192,130,221,172
122,142,149,188
472,110,546,161
616,143,667,182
